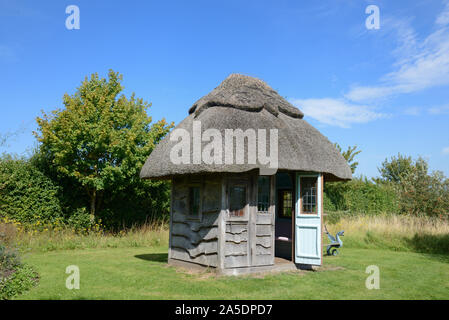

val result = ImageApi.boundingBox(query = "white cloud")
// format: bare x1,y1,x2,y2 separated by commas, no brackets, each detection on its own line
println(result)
290,3,449,128
404,106,422,116
290,98,385,128
429,104,449,114
442,146,449,154
437,0,449,26
346,3,449,102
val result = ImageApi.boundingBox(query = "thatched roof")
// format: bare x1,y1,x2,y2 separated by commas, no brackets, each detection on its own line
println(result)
140,74,352,181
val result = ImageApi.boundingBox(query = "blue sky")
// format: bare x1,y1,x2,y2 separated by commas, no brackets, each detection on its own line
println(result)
1,0,448,178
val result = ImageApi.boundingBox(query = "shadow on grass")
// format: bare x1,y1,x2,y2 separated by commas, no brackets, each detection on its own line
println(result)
404,233,449,263
134,253,168,263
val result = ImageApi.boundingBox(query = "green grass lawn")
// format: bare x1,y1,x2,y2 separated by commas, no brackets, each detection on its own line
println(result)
17,246,449,300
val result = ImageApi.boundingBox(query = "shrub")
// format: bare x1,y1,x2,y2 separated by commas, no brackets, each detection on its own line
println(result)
398,169,449,218
378,153,420,183
0,243,21,276
323,192,337,212
324,177,399,214
0,264,39,300
97,179,170,230
378,154,449,217
344,178,399,214
0,157,63,224
66,207,96,231
0,220,39,300
0,222,17,244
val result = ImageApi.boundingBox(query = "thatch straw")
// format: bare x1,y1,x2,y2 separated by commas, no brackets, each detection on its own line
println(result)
140,74,352,181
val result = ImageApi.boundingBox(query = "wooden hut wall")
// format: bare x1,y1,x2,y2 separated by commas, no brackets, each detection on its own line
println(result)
251,174,275,267
169,175,221,267
222,173,252,269
221,172,275,269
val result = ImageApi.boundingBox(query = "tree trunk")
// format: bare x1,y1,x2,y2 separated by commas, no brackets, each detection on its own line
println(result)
90,189,97,222
96,190,104,216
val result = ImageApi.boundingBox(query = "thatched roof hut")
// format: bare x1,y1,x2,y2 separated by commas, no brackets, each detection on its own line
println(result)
140,74,352,181
140,74,351,275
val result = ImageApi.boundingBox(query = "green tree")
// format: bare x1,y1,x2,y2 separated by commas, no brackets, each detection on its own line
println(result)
397,163,449,218
378,153,427,183
0,156,63,224
335,143,361,174
378,154,449,217
35,70,173,219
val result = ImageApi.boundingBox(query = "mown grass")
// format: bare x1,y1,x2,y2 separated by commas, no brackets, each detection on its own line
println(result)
7,214,449,299
17,246,449,300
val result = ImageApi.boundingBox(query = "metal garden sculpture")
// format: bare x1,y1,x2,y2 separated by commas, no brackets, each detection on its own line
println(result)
324,225,344,256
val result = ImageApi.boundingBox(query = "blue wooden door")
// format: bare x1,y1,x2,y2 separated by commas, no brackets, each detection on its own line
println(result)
295,173,322,266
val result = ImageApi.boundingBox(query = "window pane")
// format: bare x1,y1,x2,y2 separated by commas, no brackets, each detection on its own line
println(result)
283,191,292,218
189,187,200,217
230,185,246,217
278,190,292,218
257,176,270,212
301,177,317,214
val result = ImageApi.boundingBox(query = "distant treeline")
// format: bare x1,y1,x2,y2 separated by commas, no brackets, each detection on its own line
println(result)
325,151,449,219
0,71,173,231
1,71,448,232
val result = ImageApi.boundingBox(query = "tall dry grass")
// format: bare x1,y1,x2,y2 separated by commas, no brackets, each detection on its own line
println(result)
1,220,169,253
326,213,449,254
3,213,448,255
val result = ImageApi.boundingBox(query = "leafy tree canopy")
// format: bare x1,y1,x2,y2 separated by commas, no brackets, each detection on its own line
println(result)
378,153,428,183
35,70,173,218
335,143,361,174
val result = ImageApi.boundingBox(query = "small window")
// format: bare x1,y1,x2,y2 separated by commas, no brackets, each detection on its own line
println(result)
189,186,200,218
278,190,293,218
300,177,317,214
229,185,246,217
257,176,271,213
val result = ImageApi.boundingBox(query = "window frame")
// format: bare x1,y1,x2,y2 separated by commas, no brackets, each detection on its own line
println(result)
227,178,249,222
187,184,202,221
277,189,293,219
296,173,322,217
257,175,272,214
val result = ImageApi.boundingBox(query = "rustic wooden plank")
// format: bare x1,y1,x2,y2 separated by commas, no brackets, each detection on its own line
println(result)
255,235,272,248
255,244,272,255
249,172,257,268
202,180,221,213
171,248,218,267
224,254,249,268
225,223,248,234
218,175,226,270
172,212,220,229
168,179,174,260
251,254,273,267
224,241,248,256
256,213,272,225
256,224,272,236
171,223,218,244
225,231,248,243
270,174,276,264
171,236,218,257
